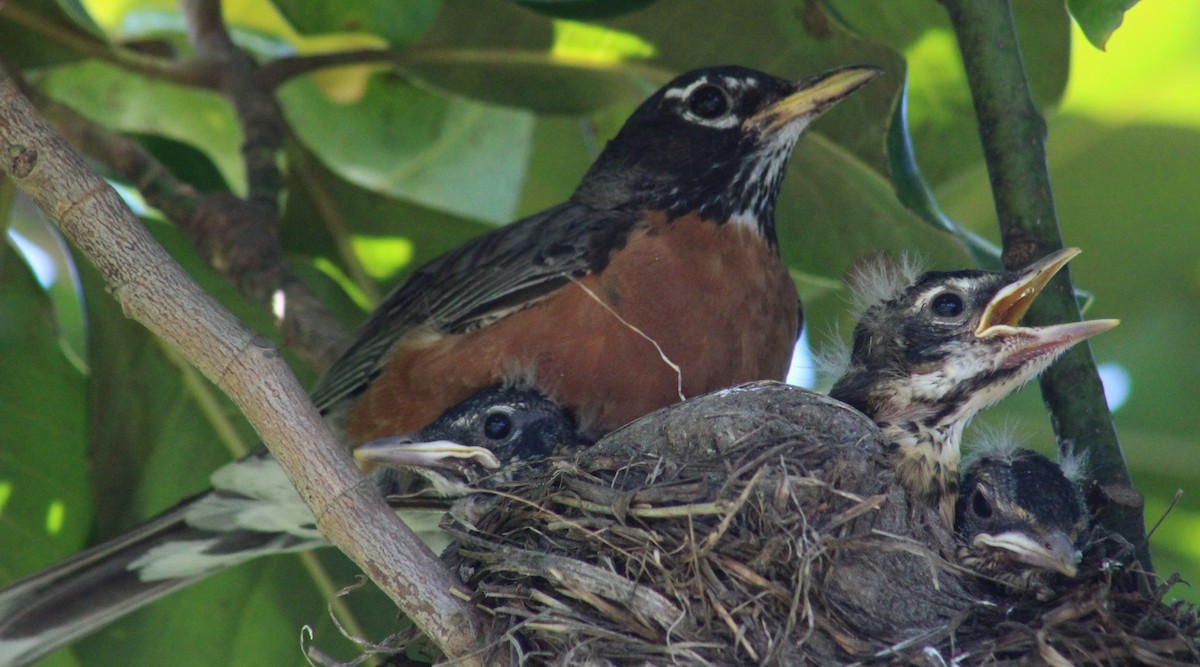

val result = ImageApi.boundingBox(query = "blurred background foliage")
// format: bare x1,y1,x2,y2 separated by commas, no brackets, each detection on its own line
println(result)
0,0,1195,665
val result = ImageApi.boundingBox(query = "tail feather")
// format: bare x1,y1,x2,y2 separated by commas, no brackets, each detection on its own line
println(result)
0,494,320,667
0,458,443,667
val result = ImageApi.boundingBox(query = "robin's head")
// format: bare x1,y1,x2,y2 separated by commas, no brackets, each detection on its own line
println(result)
572,65,880,243
957,441,1088,594
828,248,1116,516
354,385,583,496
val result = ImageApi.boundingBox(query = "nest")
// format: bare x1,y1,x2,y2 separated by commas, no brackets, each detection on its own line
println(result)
389,382,1199,665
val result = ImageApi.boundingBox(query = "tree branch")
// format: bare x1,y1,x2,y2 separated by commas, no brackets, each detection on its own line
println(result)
939,0,1150,570
0,67,487,663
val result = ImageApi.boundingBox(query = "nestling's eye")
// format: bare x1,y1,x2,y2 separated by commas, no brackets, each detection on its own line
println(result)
970,489,993,519
483,412,513,440
687,84,731,119
931,292,965,318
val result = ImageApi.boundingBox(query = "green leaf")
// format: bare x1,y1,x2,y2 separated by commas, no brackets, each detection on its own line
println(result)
0,0,99,69
885,83,1002,269
54,0,106,37
37,60,246,194
267,0,440,45
403,0,667,114
777,133,972,355
282,148,494,300
0,239,90,584
824,0,1070,190
1067,0,1140,50
279,73,534,224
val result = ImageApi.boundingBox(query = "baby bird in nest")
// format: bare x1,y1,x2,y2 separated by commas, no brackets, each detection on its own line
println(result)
828,248,1115,525
956,435,1088,599
355,383,587,496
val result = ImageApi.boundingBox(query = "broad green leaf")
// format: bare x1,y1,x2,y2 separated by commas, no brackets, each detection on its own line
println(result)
404,0,667,114
37,60,246,195
268,0,439,45
777,133,972,356
282,148,494,300
885,84,1001,268
825,0,1070,190
279,73,534,224
0,238,90,583
1067,0,1140,50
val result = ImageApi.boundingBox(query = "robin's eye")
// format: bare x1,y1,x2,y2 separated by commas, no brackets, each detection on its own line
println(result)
483,412,513,440
931,292,965,318
687,84,731,119
970,489,993,519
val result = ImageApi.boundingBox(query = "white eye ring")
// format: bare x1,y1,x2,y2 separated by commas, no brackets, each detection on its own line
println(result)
664,79,740,129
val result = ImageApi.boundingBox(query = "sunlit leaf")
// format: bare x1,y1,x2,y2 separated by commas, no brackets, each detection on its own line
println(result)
1067,0,1140,50
1060,2,1200,128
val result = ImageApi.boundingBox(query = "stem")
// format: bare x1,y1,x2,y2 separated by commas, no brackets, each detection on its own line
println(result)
940,0,1150,570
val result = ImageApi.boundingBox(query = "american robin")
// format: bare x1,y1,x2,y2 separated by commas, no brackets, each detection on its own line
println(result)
956,439,1088,595
828,247,1117,525
0,64,879,666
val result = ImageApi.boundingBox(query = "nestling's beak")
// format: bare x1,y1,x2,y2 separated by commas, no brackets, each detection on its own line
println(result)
747,65,882,132
975,247,1118,367
973,529,1081,578
354,437,501,471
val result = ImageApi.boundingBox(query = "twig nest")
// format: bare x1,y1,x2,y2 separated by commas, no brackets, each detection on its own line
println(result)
441,381,971,664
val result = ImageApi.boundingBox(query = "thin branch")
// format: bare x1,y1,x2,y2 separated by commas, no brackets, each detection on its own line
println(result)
180,0,284,211
0,66,487,663
262,49,401,89
0,2,216,88
939,0,1150,570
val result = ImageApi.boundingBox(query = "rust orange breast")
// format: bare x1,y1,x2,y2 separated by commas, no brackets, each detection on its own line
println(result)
344,212,799,445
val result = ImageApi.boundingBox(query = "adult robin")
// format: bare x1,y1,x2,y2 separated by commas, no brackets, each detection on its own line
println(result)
956,439,1088,596
0,64,879,666
828,247,1117,524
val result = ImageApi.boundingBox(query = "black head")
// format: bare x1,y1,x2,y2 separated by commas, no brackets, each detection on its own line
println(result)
828,249,1116,517
354,385,583,496
572,65,880,244
957,446,1087,589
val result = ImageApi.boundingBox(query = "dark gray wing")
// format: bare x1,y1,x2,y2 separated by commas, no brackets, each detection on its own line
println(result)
308,201,640,413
